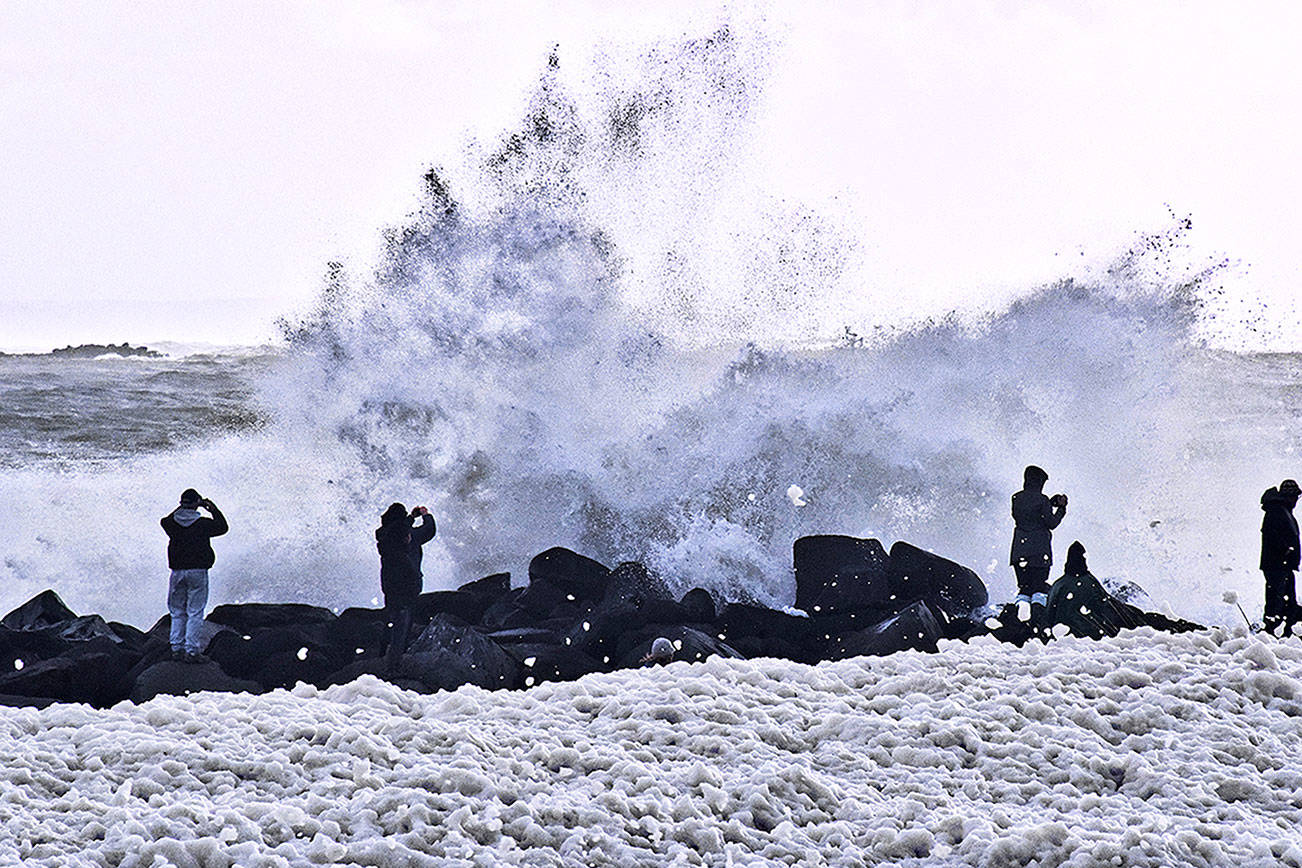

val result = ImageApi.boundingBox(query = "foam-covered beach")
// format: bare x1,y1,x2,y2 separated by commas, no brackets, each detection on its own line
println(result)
4,628,1301,867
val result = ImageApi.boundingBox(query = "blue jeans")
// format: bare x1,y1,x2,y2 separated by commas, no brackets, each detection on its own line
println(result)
168,568,209,654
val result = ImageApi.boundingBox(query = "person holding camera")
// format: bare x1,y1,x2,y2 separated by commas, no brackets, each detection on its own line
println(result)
1010,465,1067,633
376,502,436,669
160,488,229,662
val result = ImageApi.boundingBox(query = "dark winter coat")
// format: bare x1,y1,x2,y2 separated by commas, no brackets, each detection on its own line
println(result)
1009,489,1065,567
160,505,229,570
1260,487,1300,571
377,513,436,603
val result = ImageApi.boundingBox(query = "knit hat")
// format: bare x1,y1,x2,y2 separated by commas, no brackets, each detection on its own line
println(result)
179,489,202,507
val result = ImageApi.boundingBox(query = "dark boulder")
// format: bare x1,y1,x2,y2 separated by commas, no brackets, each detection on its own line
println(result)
679,588,716,624
108,621,153,653
487,626,565,646
1,589,77,631
717,604,812,644
479,587,532,631
528,547,611,601
0,626,79,671
457,572,511,597
806,609,892,644
246,644,358,691
504,643,606,687
515,579,575,621
130,660,261,703
44,614,124,644
794,535,893,615
0,640,137,706
335,608,390,656
206,622,338,680
887,542,989,620
0,615,145,678
824,600,943,660
715,605,815,662
414,590,494,626
638,598,693,625
397,615,519,692
559,594,654,662
0,693,56,709
601,562,672,608
206,603,337,632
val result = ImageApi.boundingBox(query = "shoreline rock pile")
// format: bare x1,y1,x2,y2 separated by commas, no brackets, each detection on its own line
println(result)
0,536,1200,708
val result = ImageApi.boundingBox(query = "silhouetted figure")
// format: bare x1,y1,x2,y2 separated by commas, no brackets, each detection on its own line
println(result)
1260,479,1300,637
1062,539,1089,578
1046,540,1139,640
160,489,228,662
376,502,436,668
1010,465,1067,632
1048,540,1200,639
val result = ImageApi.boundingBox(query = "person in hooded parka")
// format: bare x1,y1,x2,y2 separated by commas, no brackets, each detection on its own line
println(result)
1259,479,1301,636
1045,541,1146,640
160,488,229,662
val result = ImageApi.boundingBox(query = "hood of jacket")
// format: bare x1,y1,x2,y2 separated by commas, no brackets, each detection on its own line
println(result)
1262,486,1299,512
172,508,202,527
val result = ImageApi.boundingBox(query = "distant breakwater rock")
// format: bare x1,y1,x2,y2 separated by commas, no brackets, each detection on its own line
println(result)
0,342,161,359
0,536,1200,708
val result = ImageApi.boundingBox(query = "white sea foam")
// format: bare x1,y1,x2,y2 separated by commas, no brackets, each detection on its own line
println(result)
2,629,1301,865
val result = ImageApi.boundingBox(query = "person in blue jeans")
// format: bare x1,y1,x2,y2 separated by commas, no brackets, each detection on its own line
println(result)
160,489,229,662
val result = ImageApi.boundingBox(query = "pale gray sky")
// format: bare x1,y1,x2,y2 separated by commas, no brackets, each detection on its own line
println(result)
2,1,1299,350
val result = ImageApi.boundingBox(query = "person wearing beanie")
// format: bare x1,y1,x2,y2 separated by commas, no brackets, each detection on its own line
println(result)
376,501,437,669
1009,465,1068,634
1260,478,1301,636
160,489,228,662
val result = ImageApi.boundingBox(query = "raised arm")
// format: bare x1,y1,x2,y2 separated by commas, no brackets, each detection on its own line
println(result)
1044,497,1066,530
411,513,436,545
204,501,229,537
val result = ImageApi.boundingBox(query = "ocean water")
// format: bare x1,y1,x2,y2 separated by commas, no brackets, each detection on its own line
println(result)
2,29,1300,630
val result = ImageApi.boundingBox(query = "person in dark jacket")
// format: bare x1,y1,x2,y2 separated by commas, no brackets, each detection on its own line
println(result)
1260,479,1300,636
376,502,436,668
1010,465,1067,632
160,488,228,662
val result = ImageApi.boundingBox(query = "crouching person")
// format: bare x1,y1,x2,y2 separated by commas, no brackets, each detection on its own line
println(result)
161,489,228,662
